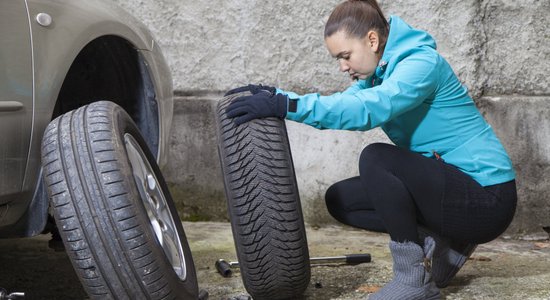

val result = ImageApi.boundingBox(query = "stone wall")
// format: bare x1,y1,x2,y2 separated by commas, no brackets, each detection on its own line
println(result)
112,0,550,237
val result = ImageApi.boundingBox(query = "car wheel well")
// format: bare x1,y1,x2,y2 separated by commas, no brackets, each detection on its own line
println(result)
54,35,159,157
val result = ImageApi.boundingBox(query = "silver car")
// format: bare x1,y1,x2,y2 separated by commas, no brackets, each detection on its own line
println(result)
1,1,198,299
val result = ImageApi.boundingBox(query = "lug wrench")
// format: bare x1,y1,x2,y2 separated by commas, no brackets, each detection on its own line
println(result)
215,253,371,277
0,288,24,300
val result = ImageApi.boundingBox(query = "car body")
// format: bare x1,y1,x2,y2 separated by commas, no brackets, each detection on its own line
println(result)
0,0,173,238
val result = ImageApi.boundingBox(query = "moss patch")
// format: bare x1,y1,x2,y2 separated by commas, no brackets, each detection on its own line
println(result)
167,182,228,222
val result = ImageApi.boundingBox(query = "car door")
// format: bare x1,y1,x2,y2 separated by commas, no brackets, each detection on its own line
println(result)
0,2,33,208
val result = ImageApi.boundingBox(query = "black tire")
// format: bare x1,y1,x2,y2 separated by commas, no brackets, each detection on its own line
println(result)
215,93,311,300
41,101,198,299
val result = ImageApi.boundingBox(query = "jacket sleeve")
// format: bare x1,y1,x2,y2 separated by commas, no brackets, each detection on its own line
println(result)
342,80,368,94
281,52,440,131
275,80,367,97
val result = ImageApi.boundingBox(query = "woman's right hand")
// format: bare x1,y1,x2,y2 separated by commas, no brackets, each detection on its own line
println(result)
224,84,276,96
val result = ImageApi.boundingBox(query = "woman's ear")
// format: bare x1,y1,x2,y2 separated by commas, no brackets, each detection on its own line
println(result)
367,30,380,53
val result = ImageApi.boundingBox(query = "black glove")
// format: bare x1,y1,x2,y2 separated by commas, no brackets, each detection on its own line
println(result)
224,84,276,96
225,91,288,125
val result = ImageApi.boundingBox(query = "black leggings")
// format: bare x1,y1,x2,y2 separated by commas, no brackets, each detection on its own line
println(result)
325,143,517,244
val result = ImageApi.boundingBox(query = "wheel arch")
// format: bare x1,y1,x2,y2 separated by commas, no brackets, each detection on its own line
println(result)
35,35,166,235
8,36,164,238
52,35,161,156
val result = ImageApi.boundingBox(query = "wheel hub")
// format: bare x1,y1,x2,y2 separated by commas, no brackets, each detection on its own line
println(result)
124,134,187,281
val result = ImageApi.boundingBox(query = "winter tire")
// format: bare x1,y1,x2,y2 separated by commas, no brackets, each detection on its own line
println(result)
215,93,311,300
41,101,198,299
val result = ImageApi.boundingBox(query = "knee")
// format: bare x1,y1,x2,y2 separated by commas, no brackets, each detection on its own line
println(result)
360,143,393,163
359,143,394,175
324,183,346,221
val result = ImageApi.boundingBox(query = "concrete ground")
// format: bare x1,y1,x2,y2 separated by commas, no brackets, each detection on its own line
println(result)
1,221,549,300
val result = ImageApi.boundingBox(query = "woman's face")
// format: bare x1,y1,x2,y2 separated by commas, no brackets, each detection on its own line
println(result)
325,30,381,80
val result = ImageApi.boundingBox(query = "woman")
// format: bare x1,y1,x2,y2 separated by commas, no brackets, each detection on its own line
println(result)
225,0,517,299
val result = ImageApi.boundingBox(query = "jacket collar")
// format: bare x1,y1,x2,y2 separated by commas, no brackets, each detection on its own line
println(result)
375,15,437,79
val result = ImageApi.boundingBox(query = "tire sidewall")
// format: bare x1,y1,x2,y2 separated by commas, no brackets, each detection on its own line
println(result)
43,101,198,299
109,102,198,296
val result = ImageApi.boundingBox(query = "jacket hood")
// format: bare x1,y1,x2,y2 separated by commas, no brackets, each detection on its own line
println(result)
374,16,437,78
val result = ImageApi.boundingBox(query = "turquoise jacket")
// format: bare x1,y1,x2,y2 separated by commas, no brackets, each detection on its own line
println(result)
279,16,515,186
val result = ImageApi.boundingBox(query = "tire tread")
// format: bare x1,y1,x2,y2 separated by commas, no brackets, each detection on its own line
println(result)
216,94,310,300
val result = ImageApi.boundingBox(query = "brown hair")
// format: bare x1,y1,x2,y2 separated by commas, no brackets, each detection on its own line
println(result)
324,0,389,50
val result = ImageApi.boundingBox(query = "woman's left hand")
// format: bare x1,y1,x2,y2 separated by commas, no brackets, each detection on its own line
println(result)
225,91,288,125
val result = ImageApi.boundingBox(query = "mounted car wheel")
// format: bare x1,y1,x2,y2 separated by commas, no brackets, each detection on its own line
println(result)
41,101,198,299
216,93,311,300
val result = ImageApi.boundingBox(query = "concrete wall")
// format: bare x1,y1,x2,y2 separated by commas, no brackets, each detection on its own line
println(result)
112,0,550,238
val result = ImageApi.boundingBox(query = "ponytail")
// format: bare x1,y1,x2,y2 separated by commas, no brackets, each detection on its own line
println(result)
325,0,389,49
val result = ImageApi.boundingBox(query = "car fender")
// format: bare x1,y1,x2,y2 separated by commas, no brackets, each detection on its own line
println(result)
27,0,173,183
6,0,173,237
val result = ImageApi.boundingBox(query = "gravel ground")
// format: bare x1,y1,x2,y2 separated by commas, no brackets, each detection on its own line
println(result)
1,222,549,300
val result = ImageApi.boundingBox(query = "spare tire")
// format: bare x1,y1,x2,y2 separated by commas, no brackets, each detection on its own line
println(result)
215,93,311,300
41,101,198,299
